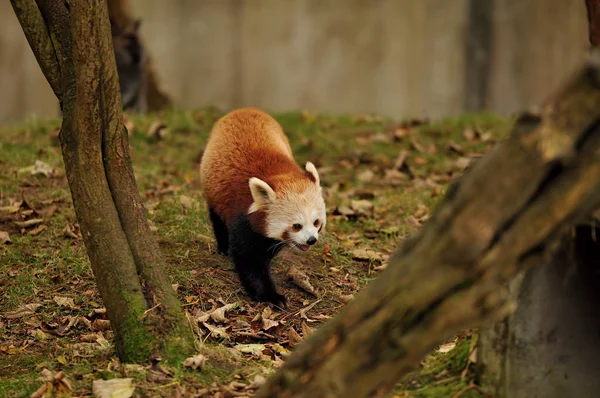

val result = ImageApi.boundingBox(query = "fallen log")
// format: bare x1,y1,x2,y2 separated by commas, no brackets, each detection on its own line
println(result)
256,51,600,398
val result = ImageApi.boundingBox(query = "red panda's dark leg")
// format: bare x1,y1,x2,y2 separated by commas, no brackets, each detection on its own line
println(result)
229,216,287,308
208,207,229,255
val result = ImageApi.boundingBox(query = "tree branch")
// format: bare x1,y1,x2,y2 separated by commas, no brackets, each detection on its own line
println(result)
586,0,600,48
256,51,600,398
10,0,61,98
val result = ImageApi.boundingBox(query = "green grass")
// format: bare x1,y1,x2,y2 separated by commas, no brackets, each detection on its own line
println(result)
0,107,512,396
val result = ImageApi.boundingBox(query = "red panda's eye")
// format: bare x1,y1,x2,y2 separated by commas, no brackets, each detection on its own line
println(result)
313,220,320,227
292,223,303,231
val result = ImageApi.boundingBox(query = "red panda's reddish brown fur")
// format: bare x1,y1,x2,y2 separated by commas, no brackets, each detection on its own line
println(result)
199,107,325,306
200,107,315,231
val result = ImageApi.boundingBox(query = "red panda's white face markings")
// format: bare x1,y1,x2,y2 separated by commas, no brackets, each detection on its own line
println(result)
267,185,326,251
247,173,326,251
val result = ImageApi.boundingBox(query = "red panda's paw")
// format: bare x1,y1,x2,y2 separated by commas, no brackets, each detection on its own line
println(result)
255,291,287,309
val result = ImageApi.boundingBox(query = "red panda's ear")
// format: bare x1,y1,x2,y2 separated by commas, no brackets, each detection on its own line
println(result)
305,162,320,185
248,177,276,213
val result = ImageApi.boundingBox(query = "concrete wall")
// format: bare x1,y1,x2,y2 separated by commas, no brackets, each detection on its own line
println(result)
0,0,589,122
0,1,57,122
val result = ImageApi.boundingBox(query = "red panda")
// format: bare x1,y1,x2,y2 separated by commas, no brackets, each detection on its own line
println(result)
200,108,326,307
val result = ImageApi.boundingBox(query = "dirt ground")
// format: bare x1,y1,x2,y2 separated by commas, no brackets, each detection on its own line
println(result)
0,108,511,397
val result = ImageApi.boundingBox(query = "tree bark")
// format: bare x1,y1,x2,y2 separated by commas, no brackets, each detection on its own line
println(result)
107,0,171,112
10,0,194,363
586,0,600,48
256,53,600,398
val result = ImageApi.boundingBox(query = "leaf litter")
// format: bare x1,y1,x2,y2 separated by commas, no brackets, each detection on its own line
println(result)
0,110,508,396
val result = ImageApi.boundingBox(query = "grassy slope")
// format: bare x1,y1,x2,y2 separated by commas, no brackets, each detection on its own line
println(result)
0,108,512,397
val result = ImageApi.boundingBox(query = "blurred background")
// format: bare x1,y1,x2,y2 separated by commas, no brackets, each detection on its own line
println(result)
0,0,588,122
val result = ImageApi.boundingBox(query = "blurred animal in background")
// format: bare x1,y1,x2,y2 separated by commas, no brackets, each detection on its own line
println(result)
111,19,148,113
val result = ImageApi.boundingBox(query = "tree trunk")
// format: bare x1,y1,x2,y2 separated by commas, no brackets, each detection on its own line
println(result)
107,0,171,112
586,0,600,48
10,0,194,363
477,5,600,396
256,53,600,398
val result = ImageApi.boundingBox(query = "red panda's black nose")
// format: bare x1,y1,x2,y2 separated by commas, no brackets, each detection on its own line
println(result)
306,237,317,246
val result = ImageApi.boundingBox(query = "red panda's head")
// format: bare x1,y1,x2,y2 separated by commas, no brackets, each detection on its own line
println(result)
248,162,326,251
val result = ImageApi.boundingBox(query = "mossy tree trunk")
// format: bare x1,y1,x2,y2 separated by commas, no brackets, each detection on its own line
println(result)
256,54,600,398
10,0,194,363
107,0,171,112
477,6,600,397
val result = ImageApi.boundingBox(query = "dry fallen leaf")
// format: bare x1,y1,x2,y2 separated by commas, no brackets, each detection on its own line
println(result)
53,296,75,309
301,321,313,337
209,303,237,323
338,294,355,303
96,334,112,351
179,195,195,209
464,128,480,141
182,354,208,370
91,319,111,332
272,343,291,357
350,199,374,216
383,169,408,186
42,315,78,336
3,303,42,319
63,223,82,240
350,249,387,263
0,203,22,214
147,120,169,139
202,322,230,340
261,318,280,331
27,224,47,236
262,306,273,319
147,362,174,384
405,215,422,227
393,127,410,141
80,333,99,343
447,142,464,155
31,329,48,341
455,157,473,170
31,369,72,398
0,231,11,244
93,377,135,398
233,343,266,357
40,204,58,220
481,131,494,142
413,156,427,165
357,169,375,183
19,160,56,178
246,375,267,390
287,266,318,297
334,205,355,217
13,218,44,228
196,302,237,324
288,327,304,348
410,138,426,153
